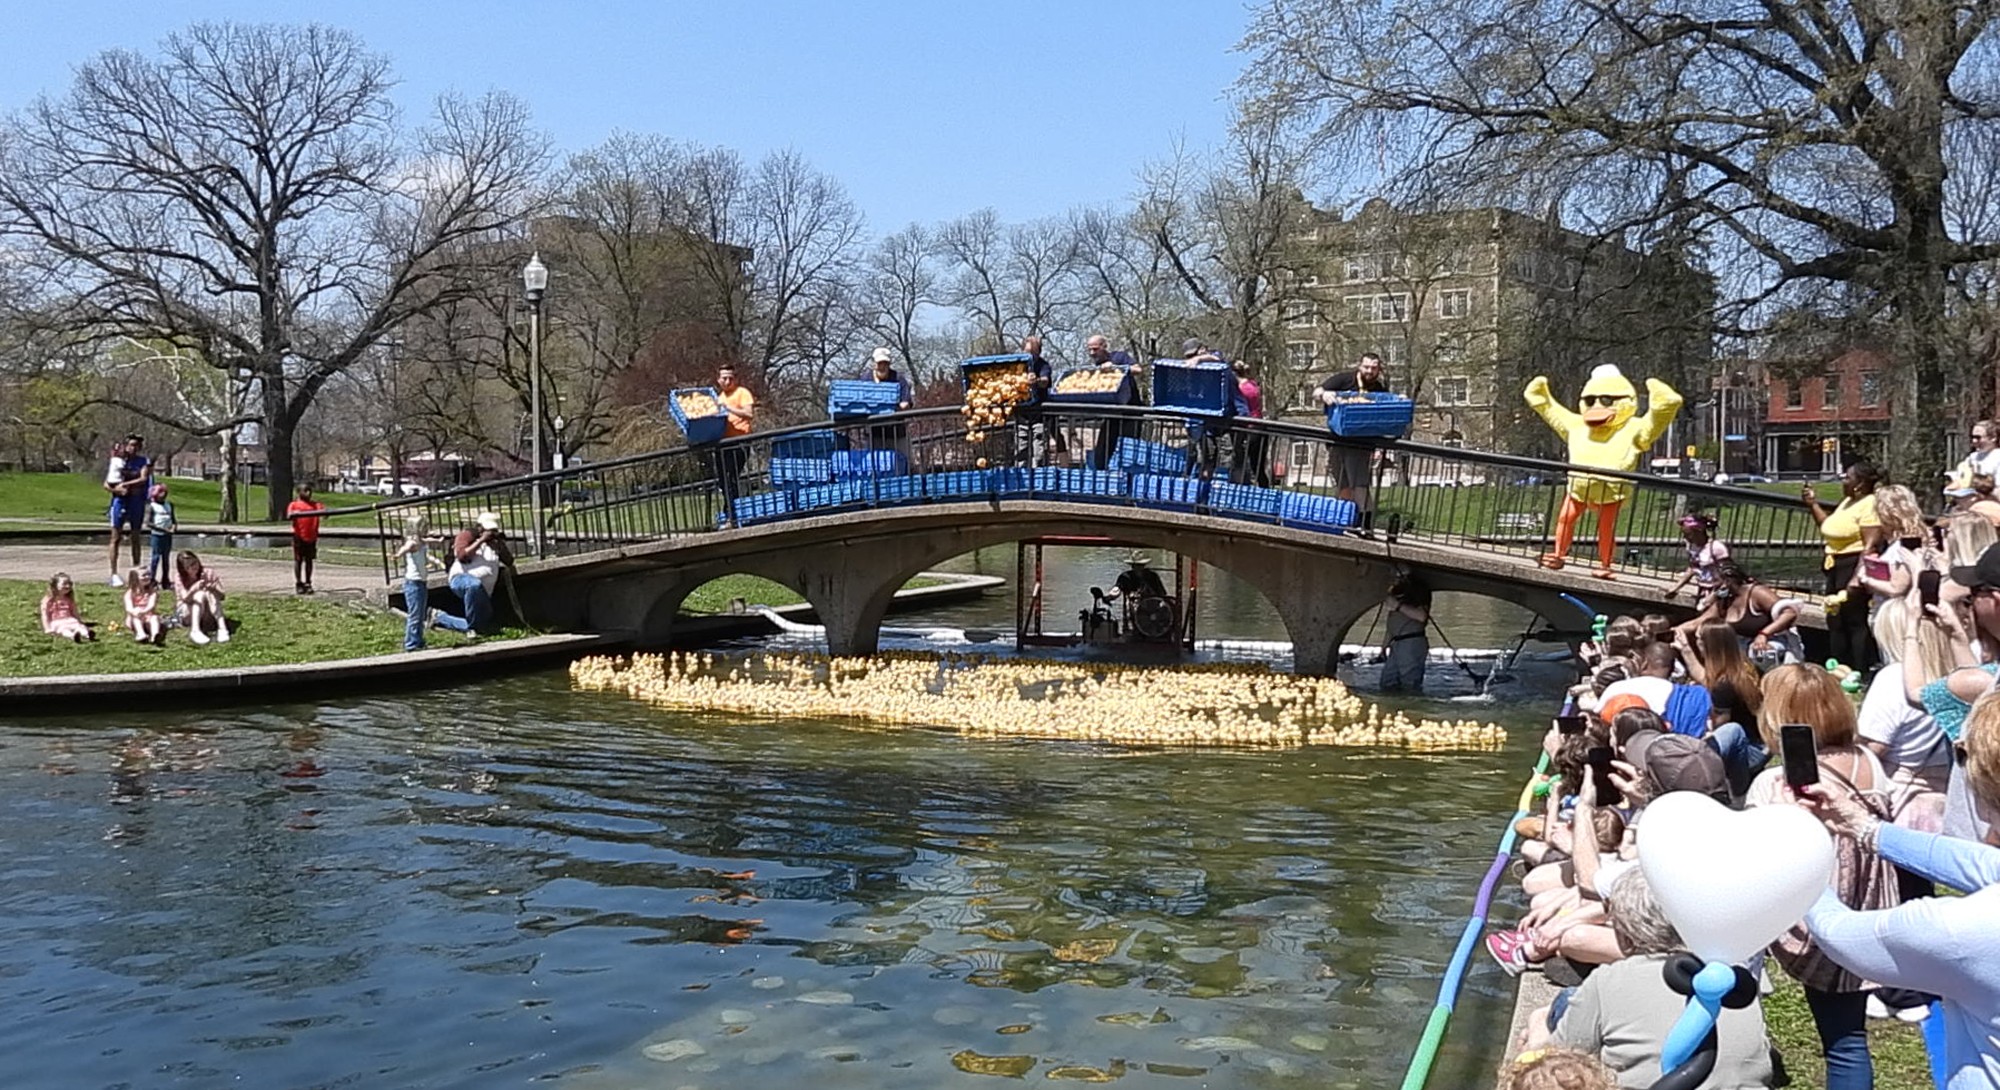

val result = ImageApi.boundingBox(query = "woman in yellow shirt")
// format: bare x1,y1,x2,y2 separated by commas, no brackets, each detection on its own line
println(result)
1805,462,1884,670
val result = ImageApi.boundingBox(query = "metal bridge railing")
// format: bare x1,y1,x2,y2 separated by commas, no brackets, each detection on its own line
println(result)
319,405,1827,596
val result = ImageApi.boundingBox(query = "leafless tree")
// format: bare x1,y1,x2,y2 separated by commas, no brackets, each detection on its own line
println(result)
853,223,946,384
0,22,548,517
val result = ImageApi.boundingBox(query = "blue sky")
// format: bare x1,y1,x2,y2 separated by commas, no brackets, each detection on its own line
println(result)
0,0,1249,234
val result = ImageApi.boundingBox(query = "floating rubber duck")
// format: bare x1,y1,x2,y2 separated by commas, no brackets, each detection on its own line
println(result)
1524,365,1683,579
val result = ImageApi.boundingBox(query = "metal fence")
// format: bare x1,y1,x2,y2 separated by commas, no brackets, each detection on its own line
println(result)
339,404,1828,595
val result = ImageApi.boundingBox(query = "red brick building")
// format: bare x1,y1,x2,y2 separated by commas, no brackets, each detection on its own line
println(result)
1762,348,1891,475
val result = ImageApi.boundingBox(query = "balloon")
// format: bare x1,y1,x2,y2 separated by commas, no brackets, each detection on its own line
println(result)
1637,792,1834,964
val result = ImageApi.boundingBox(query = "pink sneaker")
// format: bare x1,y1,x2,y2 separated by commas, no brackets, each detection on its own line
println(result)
1486,929,1532,976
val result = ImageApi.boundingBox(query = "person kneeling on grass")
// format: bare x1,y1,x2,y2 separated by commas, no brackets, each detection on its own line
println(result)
436,511,513,638
172,550,229,644
39,572,95,643
122,567,163,645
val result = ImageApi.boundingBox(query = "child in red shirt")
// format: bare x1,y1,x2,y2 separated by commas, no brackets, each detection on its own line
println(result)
286,485,326,594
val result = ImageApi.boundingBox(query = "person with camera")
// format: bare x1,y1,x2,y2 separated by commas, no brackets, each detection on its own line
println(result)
438,511,513,636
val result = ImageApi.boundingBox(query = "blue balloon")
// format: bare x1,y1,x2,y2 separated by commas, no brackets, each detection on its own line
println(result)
1659,961,1736,1072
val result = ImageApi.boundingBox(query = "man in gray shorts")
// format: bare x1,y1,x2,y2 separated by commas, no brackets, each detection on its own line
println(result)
1316,352,1388,533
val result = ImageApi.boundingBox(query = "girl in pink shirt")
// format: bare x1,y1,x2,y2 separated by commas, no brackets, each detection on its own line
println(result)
39,572,95,642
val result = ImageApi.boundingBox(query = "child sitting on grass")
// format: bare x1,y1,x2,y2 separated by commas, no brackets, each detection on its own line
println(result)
39,572,95,642
122,567,163,644
172,550,230,644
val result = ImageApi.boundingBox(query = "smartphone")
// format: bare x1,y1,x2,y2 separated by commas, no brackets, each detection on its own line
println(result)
1585,745,1624,806
1555,714,1587,736
1920,569,1942,609
1780,723,1820,789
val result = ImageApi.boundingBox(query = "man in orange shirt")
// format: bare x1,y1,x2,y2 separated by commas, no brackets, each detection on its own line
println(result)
714,365,755,513
286,484,326,594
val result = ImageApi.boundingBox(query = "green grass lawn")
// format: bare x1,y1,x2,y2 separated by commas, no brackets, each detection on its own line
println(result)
0,472,379,526
677,572,946,615
0,578,495,676
1763,970,1930,1089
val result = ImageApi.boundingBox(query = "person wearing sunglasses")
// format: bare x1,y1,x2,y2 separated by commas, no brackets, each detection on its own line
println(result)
1524,364,1683,579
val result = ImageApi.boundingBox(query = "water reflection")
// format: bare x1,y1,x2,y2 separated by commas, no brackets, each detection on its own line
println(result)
0,675,1544,1088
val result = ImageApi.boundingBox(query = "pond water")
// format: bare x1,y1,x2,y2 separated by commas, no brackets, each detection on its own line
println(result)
0,548,1584,1089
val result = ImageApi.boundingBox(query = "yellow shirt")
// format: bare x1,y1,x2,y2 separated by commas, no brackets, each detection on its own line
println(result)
1820,493,1879,558
720,386,754,437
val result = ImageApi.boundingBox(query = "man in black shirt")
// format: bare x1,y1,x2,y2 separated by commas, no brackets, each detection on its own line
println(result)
1317,352,1388,531
1106,552,1168,601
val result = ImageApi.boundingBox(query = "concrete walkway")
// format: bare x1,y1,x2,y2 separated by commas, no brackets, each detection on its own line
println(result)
0,542,386,594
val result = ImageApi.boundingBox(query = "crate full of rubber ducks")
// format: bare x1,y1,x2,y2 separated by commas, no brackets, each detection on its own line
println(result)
1048,365,1135,405
958,354,1037,443
668,387,729,445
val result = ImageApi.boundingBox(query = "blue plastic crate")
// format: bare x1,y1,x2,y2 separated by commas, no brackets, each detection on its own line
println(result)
827,379,904,418
831,449,908,479
667,387,728,445
1280,490,1358,532
1031,467,1127,501
926,470,994,499
769,457,832,487
993,467,1033,496
1207,481,1284,519
1110,438,1191,475
795,480,871,512
958,353,1035,390
1151,359,1236,417
728,491,793,525
1325,392,1415,439
772,429,841,459
1047,366,1136,404
1131,473,1207,509
875,475,928,506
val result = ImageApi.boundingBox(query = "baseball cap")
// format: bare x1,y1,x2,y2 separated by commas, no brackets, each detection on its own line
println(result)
475,511,502,531
1181,337,1205,357
1597,692,1651,724
871,347,893,363
1624,729,1731,804
1951,541,2000,591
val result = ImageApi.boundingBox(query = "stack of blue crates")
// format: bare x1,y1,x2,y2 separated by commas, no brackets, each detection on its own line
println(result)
1029,467,1127,501
728,492,792,525
1110,438,1190,475
1207,481,1284,519
926,469,994,499
794,479,871,512
1280,491,1358,533
831,449,907,479
1132,473,1206,509
875,475,928,506
770,458,832,487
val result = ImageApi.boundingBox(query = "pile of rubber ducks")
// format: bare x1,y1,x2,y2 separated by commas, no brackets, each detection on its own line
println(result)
1054,368,1127,395
569,651,1506,751
674,390,720,418
962,367,1035,443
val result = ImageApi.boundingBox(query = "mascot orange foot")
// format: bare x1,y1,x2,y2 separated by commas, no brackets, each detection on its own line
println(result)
1525,366,1682,579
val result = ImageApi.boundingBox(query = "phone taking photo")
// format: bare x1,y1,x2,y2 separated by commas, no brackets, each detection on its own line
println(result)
1780,723,1819,789
1920,569,1942,609
1555,714,1587,736
1585,744,1624,807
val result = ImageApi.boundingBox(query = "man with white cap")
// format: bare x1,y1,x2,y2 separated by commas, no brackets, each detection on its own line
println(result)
860,347,914,455
438,511,514,636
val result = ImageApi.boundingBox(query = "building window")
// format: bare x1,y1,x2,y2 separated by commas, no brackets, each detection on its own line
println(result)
1300,273,1320,288
1435,332,1468,365
1344,255,1369,282
1346,292,1408,323
1378,339,1408,368
1438,288,1472,319
1859,370,1881,407
1784,380,1804,410
1436,376,1471,405
1285,341,1318,372
1282,299,1316,328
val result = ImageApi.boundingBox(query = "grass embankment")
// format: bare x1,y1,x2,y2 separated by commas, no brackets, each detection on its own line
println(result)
1763,971,1930,1089
0,472,379,527
0,578,493,677
677,573,946,615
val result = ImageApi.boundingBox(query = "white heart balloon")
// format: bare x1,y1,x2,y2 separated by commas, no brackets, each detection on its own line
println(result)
1637,791,1835,965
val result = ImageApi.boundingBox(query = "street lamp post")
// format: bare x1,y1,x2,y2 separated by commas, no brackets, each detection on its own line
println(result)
522,252,549,557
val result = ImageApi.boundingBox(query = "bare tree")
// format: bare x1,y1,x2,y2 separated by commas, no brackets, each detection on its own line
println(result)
1242,0,2000,474
0,22,548,517
934,209,1011,351
854,224,945,383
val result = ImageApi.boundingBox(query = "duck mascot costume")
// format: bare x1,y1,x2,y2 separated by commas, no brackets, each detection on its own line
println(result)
1524,365,1683,579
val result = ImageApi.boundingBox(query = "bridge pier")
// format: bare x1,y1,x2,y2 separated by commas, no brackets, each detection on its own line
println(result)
1231,549,1394,677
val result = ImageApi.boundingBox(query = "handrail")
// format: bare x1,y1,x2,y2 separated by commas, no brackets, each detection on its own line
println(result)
1398,748,1555,1090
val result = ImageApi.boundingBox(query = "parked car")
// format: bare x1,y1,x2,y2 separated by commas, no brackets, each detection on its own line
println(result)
365,479,432,497
1726,473,1775,485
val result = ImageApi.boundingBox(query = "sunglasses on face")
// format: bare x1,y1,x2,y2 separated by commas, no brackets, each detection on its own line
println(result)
1581,395,1629,408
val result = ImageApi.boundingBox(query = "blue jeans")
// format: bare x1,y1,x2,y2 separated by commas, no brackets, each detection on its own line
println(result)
403,577,431,649
1707,721,1768,800
148,533,173,584
447,573,490,633
1803,986,1872,1090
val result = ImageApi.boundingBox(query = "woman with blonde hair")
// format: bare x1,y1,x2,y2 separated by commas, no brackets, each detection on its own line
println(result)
1865,598,1954,796
1851,484,1931,606
1751,663,1898,1089
1942,511,1996,569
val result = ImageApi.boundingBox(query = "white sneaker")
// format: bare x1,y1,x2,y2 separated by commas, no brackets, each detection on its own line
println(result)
108,575,124,587
189,626,209,644
1866,996,1891,1020
215,622,230,643
1895,1003,1930,1023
